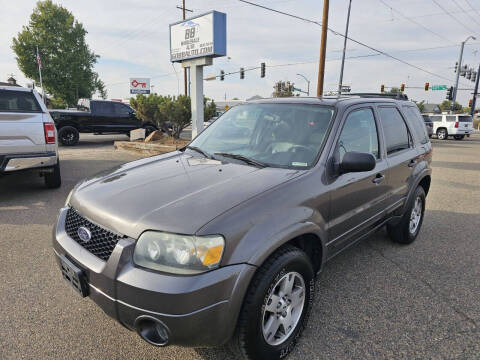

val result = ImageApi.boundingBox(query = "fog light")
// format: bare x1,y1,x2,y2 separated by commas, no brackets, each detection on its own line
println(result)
134,316,170,346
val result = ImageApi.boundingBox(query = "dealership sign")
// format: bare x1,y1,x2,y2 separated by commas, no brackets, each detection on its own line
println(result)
170,11,226,62
130,78,150,94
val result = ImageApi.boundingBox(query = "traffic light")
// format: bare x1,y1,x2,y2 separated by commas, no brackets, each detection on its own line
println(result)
461,64,468,77
469,99,473,108
467,69,472,80
380,84,385,93
446,86,453,100
400,83,405,92
455,62,458,73
472,71,477,82
261,62,265,78
424,82,429,91
220,70,225,81
240,68,245,79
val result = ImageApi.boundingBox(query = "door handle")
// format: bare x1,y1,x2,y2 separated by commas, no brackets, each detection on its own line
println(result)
408,159,417,168
372,173,385,184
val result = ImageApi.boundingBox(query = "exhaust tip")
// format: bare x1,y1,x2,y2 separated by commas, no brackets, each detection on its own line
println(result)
134,315,170,346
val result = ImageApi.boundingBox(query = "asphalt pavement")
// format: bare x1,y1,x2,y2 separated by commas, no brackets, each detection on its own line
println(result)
1,133,479,359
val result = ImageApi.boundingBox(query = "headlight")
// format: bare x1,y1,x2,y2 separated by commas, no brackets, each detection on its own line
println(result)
64,189,73,207
133,231,225,274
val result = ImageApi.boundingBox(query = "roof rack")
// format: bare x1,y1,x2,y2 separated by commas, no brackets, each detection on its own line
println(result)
345,93,409,100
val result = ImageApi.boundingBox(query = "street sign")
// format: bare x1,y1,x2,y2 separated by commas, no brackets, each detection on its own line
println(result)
130,78,150,94
432,85,447,90
170,11,226,62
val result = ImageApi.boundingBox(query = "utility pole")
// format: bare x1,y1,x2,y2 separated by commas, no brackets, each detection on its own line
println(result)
452,35,476,113
471,63,480,117
177,1,193,96
338,0,352,95
317,0,329,97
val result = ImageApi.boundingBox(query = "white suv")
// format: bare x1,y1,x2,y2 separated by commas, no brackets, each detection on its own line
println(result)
0,86,61,188
429,113,474,140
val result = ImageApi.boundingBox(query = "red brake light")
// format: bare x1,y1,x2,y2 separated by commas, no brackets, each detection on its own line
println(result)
44,123,56,144
455,121,459,128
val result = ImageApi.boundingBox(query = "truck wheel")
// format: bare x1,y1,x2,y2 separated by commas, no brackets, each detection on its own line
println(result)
387,186,425,244
454,135,464,140
230,245,314,360
44,161,61,189
58,126,79,146
436,128,448,140
143,125,156,137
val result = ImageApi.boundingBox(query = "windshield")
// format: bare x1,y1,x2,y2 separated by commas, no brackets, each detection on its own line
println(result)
189,103,335,169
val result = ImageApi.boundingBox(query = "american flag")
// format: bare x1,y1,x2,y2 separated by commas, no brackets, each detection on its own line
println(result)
36,50,42,69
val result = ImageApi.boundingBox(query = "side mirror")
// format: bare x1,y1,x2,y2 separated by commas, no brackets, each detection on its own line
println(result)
339,152,376,173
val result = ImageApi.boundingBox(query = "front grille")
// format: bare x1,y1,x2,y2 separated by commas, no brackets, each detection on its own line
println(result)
65,207,124,261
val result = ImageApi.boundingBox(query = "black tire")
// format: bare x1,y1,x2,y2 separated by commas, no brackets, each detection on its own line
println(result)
454,135,465,140
230,245,314,360
437,128,448,140
58,126,79,146
143,125,156,137
387,186,426,244
44,161,61,189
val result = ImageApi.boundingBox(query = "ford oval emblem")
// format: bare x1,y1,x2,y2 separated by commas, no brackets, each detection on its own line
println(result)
77,226,92,243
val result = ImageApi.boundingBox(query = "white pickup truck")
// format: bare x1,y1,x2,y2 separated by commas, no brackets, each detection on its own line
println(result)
0,86,61,188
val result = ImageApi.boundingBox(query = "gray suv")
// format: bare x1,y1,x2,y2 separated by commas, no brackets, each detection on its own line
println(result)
53,94,432,360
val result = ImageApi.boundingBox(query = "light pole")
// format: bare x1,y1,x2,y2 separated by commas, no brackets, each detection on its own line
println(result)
338,0,352,95
296,73,310,96
452,35,476,113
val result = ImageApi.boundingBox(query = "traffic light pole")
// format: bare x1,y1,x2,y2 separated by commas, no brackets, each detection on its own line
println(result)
452,36,476,113
470,63,480,117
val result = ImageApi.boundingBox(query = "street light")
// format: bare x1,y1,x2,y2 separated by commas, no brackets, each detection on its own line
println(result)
296,73,310,96
452,35,476,112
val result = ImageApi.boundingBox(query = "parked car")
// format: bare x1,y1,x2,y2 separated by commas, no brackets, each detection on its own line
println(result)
49,99,158,146
53,94,432,359
0,86,61,188
422,114,434,137
429,113,474,140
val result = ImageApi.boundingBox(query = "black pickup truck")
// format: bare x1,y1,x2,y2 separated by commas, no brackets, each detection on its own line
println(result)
49,99,157,146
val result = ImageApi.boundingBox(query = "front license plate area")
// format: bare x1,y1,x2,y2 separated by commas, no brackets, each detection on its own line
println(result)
59,255,89,297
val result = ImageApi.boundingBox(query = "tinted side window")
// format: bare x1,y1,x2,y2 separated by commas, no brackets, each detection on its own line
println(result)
95,102,114,115
0,90,42,112
430,115,442,122
403,106,428,144
377,106,410,155
113,103,130,116
446,116,456,122
338,108,379,161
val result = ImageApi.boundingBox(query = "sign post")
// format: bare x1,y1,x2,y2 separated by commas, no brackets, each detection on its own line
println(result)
170,11,226,138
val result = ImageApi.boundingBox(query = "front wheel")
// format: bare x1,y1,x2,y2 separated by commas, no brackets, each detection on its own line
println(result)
230,245,314,360
387,186,425,244
437,128,448,140
454,135,464,140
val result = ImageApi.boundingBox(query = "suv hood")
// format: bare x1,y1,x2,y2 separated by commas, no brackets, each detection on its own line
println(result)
70,152,302,239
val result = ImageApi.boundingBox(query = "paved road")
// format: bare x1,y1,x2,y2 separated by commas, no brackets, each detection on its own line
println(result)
1,134,479,359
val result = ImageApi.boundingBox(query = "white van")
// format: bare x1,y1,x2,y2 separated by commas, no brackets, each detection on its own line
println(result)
0,86,61,188
429,113,474,140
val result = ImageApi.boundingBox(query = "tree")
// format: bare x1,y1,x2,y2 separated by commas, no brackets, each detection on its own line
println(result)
130,94,162,125
272,81,294,97
440,100,462,112
387,87,400,94
12,0,105,106
204,97,217,121
158,95,191,138
414,100,425,113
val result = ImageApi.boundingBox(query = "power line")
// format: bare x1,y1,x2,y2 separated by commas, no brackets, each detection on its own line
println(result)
431,0,477,34
237,0,458,83
465,0,480,19
378,0,455,44
451,0,480,27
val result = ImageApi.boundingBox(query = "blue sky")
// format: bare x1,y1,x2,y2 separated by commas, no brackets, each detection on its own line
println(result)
1,0,480,105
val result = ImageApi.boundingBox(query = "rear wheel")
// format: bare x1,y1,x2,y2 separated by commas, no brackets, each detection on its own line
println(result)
44,161,61,189
387,186,425,244
437,128,448,140
230,245,314,360
58,126,79,146
454,135,464,140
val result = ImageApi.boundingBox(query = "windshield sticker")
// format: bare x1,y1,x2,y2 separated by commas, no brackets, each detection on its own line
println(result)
292,162,308,167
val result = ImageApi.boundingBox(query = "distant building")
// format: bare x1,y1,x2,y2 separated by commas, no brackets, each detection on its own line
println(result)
0,76,21,87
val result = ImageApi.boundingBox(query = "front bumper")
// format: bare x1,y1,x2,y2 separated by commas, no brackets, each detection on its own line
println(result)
52,207,256,347
1,152,57,172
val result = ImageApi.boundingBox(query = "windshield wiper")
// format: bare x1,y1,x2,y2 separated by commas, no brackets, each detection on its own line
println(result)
214,152,267,168
186,146,213,159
